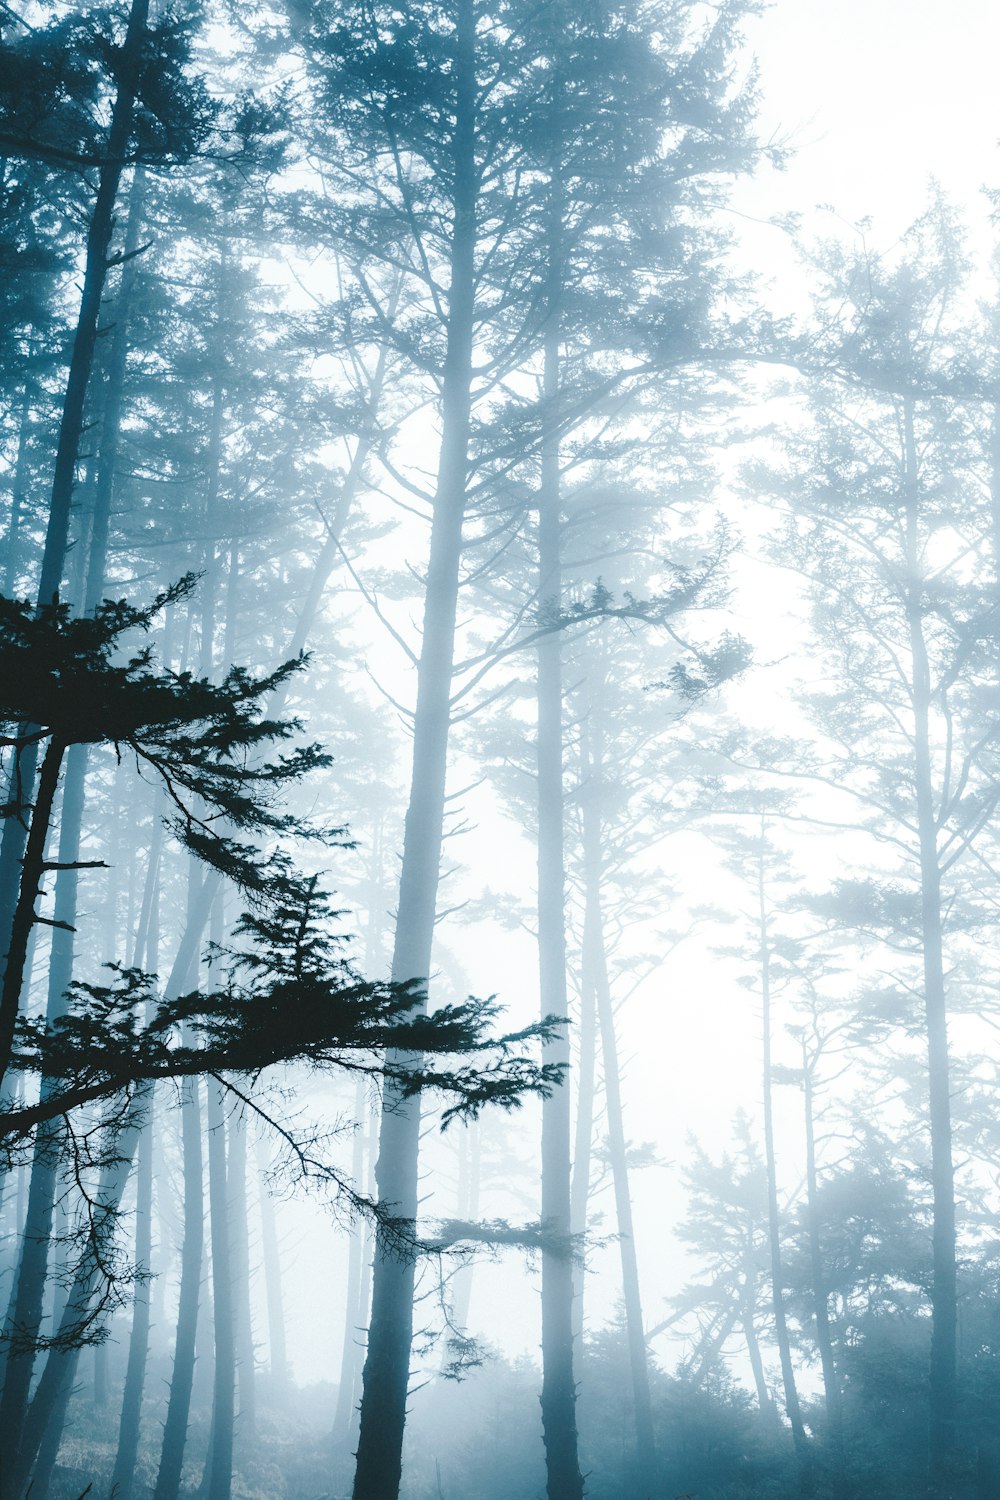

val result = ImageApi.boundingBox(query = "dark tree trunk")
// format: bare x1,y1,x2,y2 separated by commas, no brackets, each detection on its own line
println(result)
6,1098,147,1500
83,165,146,615
203,1080,235,1500
227,1105,257,1438
6,887,211,1500
0,735,78,1461
0,0,151,999
536,314,583,1500
0,179,148,1438
109,1091,155,1500
153,1072,205,1500
0,734,65,1090
2,383,31,597
351,6,477,1496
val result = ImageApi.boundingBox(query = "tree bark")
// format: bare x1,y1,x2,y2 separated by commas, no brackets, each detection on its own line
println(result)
6,1097,147,1500
351,5,477,1495
536,307,584,1500
902,399,957,1495
202,1079,235,1500
2,383,31,598
153,1072,205,1500
0,0,151,1002
109,1089,155,1500
227,1104,257,1438
0,733,65,1092
5,880,212,1499
0,167,147,1437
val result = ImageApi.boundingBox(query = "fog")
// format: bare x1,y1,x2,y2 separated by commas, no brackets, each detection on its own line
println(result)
2,3,1000,1499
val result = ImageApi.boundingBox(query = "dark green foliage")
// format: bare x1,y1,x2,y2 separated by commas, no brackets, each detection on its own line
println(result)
0,579,326,871
3,863,563,1148
0,3,219,172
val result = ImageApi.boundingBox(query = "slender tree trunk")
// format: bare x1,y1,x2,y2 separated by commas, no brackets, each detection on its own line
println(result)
757,841,810,1486
902,400,956,1495
536,308,583,1500
6,883,212,1499
2,383,31,598
0,186,147,1437
333,1078,370,1443
153,1071,205,1500
569,968,596,1347
0,732,65,1092
83,165,147,615
227,1105,257,1438
109,1089,155,1500
741,1288,772,1418
0,0,151,996
255,1133,288,1399
688,1303,740,1387
0,737,76,1458
450,1119,480,1334
7,1097,147,1500
351,7,477,1495
582,770,655,1485
203,1079,235,1500
801,1048,841,1451
109,842,161,1500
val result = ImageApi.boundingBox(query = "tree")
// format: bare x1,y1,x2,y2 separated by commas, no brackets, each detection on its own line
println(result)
743,201,1000,1494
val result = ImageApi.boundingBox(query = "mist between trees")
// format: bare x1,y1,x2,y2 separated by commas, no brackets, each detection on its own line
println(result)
2,3,1000,1500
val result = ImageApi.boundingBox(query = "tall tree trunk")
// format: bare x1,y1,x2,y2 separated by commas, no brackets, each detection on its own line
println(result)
582,760,655,1486
109,1090,155,1500
109,832,161,1500
801,1045,841,1452
203,1079,235,1500
351,6,477,1496
741,1285,772,1418
0,0,151,1004
227,1105,257,1438
903,399,956,1495
0,738,76,1457
333,1077,370,1443
83,166,147,615
153,1070,205,1500
0,734,65,1091
450,1118,480,1335
7,1097,147,1500
757,839,809,1486
569,969,596,1347
2,383,31,598
255,1133,288,1400
10,881,212,1500
536,312,583,1500
0,177,148,1433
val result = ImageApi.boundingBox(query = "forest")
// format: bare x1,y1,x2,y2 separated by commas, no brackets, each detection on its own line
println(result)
2,1,1000,1498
